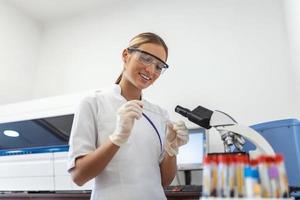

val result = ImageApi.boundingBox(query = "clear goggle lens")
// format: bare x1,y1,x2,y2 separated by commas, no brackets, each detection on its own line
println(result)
136,51,167,74
128,47,168,74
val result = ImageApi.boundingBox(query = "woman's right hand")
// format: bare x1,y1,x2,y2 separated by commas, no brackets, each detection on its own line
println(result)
109,100,143,146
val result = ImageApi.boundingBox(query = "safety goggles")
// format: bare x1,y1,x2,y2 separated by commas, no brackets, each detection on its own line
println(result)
127,47,169,74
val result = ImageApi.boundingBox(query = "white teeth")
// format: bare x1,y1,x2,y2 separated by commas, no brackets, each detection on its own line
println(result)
140,73,150,80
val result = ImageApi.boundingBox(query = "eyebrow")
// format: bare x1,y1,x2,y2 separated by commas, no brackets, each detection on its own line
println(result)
127,47,169,68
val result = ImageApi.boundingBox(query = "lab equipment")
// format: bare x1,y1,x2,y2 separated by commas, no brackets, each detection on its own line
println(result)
202,156,212,197
176,128,206,186
177,128,206,171
175,105,275,158
244,165,255,198
275,154,289,197
245,119,300,187
0,93,94,192
202,153,288,198
0,115,73,152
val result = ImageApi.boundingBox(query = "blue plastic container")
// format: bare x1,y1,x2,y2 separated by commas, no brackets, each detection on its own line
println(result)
245,118,300,187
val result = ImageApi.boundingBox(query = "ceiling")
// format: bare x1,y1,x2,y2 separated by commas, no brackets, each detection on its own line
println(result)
4,0,108,23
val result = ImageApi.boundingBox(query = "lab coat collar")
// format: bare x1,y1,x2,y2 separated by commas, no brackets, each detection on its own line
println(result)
113,84,143,101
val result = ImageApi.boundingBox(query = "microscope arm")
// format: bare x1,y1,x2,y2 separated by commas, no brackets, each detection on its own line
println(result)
215,124,275,158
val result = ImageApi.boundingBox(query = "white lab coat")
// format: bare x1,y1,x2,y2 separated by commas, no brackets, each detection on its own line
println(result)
68,84,169,200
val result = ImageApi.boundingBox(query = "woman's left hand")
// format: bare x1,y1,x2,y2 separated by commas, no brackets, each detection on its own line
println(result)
164,121,189,157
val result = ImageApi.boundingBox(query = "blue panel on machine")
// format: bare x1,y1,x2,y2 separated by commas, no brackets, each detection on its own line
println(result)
244,118,300,187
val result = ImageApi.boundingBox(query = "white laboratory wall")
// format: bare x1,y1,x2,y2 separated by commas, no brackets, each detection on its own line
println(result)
33,0,299,126
0,2,41,104
283,0,300,109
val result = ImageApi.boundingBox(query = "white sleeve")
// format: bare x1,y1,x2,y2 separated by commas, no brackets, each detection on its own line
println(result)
67,95,98,172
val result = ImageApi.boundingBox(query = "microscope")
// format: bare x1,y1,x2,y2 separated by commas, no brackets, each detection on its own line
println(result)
175,105,275,158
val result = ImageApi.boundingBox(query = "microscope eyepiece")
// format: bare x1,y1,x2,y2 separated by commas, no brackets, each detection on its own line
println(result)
175,105,190,117
175,105,213,129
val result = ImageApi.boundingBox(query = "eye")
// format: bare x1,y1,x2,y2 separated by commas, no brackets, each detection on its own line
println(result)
139,53,154,64
155,64,163,72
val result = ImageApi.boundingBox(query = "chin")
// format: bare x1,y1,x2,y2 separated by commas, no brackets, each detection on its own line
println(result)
138,84,149,90
137,82,151,90
134,79,152,89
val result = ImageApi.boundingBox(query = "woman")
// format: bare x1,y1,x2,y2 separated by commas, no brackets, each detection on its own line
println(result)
68,32,189,200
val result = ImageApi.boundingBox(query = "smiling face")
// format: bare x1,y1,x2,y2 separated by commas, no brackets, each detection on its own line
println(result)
121,43,167,91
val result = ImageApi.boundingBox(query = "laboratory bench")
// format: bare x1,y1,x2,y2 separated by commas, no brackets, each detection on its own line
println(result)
2,186,298,200
1,190,300,200
0,192,90,200
0,188,201,200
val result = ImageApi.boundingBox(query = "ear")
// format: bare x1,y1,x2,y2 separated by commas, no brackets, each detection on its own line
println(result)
122,49,129,63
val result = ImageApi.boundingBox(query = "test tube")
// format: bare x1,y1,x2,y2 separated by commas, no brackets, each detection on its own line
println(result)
244,165,254,198
250,159,262,198
235,155,248,198
267,156,281,198
258,155,272,198
210,155,218,197
222,155,231,197
275,154,289,198
217,154,228,197
228,155,236,197
202,156,212,197
252,169,262,198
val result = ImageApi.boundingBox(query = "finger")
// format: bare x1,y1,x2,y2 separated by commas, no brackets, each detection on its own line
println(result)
177,129,188,136
166,125,177,141
175,120,185,126
175,128,189,140
173,125,187,132
124,102,143,112
166,122,174,130
127,104,143,113
126,104,143,113
125,102,143,112
121,104,142,118
177,131,189,140
173,122,187,131
176,128,188,136
127,108,143,119
118,105,142,116
125,100,144,108
127,111,142,120
166,146,178,156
